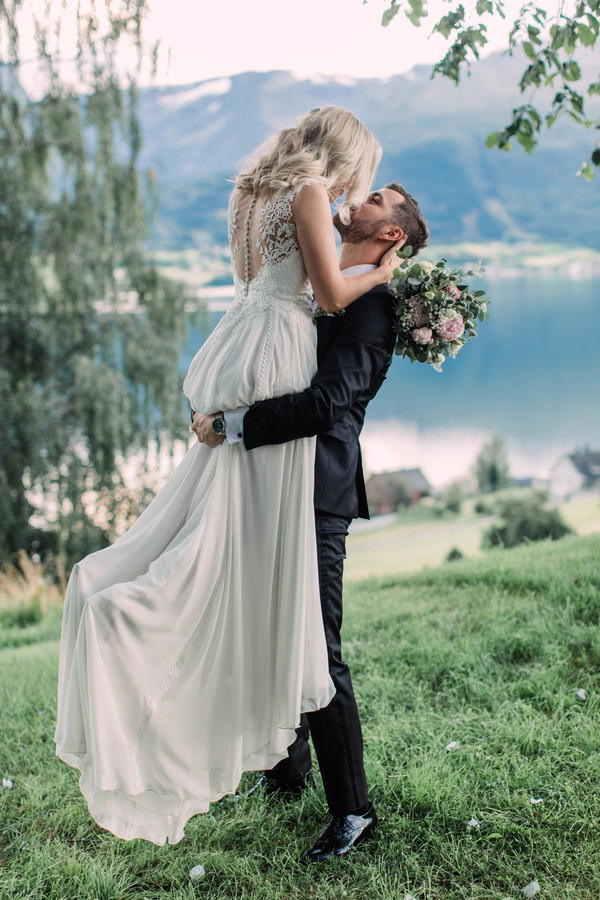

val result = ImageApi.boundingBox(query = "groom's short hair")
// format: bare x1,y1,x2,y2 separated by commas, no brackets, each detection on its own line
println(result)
385,181,429,258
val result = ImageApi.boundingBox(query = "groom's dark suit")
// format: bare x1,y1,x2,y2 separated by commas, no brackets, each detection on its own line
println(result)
243,282,395,815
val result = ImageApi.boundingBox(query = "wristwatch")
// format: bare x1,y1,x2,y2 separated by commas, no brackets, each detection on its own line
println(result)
212,412,226,436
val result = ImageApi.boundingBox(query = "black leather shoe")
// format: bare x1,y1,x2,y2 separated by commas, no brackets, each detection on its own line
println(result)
300,804,378,862
246,771,312,799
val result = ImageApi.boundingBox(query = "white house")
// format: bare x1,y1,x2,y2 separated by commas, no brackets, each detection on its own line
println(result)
549,450,600,499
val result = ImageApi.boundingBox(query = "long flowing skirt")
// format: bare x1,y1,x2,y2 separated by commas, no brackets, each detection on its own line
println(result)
54,436,334,845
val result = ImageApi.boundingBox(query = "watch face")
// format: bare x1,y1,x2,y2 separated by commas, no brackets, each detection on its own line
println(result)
212,416,226,435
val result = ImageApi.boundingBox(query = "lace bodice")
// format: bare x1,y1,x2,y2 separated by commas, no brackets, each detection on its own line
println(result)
182,184,318,415
227,185,314,319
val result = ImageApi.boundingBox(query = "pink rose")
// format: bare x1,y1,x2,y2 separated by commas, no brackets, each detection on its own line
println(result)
446,285,461,301
405,297,430,327
411,326,434,345
436,314,464,341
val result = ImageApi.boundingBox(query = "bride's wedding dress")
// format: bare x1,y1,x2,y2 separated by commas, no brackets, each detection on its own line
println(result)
54,184,335,845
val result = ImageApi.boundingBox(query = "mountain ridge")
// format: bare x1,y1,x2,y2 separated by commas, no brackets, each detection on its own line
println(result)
136,50,599,250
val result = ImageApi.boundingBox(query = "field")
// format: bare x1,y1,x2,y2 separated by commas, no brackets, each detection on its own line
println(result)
345,491,600,582
1,531,600,899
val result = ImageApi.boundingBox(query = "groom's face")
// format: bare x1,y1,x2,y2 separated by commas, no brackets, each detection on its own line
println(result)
333,188,403,244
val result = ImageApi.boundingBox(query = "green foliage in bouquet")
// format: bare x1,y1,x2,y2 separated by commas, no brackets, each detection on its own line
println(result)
390,246,490,371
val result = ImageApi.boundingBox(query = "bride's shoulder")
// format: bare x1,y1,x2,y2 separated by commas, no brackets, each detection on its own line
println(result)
289,181,330,225
289,181,327,202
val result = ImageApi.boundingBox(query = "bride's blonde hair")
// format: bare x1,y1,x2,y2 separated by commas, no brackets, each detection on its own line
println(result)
235,107,382,224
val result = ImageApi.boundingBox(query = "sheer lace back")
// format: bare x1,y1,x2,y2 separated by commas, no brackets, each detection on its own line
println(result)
228,186,313,314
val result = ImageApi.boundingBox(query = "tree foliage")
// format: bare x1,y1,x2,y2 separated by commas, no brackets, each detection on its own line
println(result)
474,432,512,493
483,490,572,547
376,0,600,178
0,2,196,568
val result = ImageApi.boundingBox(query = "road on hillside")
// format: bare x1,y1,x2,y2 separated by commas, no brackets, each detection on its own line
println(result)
350,515,497,546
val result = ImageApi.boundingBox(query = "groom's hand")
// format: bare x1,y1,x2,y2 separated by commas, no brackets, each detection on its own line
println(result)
191,412,225,448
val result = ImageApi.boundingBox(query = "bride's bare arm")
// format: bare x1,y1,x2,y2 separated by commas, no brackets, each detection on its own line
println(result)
293,183,401,314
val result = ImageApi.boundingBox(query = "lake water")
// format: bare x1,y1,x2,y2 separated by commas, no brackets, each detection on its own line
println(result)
184,275,600,488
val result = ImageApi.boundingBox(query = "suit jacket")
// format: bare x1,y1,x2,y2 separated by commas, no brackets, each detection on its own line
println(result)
243,283,395,519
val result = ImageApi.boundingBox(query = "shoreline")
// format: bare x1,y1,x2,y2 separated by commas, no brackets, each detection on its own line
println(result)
156,241,600,293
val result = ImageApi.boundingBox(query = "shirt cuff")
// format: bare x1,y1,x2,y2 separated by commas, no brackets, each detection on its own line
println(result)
224,407,248,444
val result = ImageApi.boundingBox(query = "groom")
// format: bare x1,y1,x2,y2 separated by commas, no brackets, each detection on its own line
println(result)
192,181,429,861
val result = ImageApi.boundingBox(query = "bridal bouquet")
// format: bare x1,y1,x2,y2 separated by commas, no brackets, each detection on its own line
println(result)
390,248,490,371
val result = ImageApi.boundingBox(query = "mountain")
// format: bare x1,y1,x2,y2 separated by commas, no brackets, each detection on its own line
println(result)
137,50,600,250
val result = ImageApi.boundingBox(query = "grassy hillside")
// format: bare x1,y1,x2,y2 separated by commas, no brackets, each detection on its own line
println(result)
345,492,600,582
1,534,599,899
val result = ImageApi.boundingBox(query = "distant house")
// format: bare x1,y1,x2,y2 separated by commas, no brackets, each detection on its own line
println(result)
549,449,600,499
366,468,431,514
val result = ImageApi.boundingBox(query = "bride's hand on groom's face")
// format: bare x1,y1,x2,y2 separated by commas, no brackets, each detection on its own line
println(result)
191,413,225,448
379,235,408,283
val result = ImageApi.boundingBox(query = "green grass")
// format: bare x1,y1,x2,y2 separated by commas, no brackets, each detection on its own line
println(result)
1,534,600,898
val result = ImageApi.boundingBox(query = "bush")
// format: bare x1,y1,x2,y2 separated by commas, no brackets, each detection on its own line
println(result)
474,500,492,515
483,491,572,549
446,547,464,562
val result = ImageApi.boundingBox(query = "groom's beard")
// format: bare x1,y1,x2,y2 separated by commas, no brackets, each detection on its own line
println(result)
333,212,388,245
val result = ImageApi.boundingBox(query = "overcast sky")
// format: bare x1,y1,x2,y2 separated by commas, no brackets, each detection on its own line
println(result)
15,0,525,94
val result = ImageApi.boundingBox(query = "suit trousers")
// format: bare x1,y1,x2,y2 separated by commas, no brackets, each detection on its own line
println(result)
266,511,369,815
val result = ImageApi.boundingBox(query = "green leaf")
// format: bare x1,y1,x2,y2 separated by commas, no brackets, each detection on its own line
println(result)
586,13,600,35
569,92,584,115
516,129,537,153
591,148,600,166
522,41,537,61
589,82,600,96
486,131,501,148
382,3,401,27
563,60,582,82
580,161,595,181
577,23,595,46
476,0,493,13
434,6,465,39
406,0,427,26
528,107,542,129
527,24,542,44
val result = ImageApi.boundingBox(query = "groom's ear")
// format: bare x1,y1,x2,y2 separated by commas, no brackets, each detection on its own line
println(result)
377,224,404,242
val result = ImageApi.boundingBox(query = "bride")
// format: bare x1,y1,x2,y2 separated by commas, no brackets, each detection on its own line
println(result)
54,107,400,845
